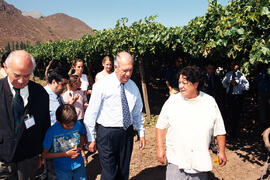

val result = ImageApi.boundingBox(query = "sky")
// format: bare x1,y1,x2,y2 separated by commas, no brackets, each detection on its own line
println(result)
5,0,230,30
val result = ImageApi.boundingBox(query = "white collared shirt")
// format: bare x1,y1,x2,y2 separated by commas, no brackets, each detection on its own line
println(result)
7,77,29,106
84,72,145,142
156,92,226,172
222,70,249,94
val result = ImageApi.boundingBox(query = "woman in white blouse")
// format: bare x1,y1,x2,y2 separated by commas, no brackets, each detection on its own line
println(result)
95,56,113,82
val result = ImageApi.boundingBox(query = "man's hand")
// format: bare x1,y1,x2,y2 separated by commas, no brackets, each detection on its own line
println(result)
156,147,166,164
88,141,96,152
218,151,227,166
139,137,146,150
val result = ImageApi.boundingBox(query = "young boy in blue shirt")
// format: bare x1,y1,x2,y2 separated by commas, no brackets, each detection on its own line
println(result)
42,104,87,180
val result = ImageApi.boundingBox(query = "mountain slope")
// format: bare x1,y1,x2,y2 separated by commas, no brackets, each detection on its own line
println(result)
41,13,93,40
0,0,94,50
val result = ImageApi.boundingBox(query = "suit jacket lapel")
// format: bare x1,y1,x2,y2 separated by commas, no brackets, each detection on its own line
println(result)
3,77,14,132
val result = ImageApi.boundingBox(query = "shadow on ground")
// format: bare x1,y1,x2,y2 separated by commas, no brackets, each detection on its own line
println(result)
129,165,221,180
225,92,268,167
86,153,101,180
130,165,165,180
220,90,269,179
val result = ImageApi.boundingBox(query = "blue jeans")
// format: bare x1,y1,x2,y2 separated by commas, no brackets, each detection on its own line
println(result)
55,165,86,180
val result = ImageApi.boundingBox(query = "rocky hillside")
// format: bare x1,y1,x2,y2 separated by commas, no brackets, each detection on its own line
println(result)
0,0,94,50
40,13,93,40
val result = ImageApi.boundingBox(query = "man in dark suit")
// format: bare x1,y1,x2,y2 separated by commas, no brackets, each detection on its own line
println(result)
0,50,50,179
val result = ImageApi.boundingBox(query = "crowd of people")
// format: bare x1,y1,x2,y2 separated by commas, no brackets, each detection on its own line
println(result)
0,50,145,180
0,50,268,180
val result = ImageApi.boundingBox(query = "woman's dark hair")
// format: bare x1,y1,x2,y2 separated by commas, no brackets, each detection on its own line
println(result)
56,104,77,124
180,65,204,90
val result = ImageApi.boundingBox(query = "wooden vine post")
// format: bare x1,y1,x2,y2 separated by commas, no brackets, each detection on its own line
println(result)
138,58,151,120
44,59,55,81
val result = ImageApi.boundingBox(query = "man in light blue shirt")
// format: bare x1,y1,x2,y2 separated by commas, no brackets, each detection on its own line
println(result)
84,51,146,180
222,61,249,139
44,67,69,125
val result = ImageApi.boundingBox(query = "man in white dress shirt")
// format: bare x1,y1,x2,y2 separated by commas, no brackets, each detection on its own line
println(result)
222,61,249,139
156,65,227,180
84,51,146,180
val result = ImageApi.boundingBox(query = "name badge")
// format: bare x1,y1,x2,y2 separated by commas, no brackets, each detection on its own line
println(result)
24,114,35,129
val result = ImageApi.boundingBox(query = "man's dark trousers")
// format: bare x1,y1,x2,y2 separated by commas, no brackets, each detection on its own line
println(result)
226,94,243,138
96,124,134,180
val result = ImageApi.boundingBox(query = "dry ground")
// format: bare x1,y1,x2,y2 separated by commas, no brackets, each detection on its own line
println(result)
84,127,269,180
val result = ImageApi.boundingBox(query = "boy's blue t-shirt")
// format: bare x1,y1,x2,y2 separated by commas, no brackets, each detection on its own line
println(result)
43,121,86,171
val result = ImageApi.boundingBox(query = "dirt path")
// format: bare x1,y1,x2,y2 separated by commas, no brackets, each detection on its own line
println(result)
85,127,268,180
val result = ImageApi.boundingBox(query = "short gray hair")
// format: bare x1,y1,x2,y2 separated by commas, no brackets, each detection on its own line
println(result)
114,51,134,67
5,50,36,71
